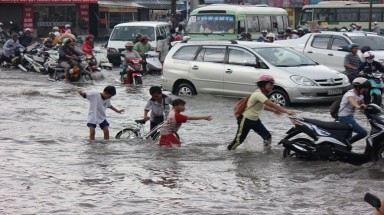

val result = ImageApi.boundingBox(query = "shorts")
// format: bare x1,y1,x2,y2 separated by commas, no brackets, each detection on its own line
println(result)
87,119,109,129
159,134,180,147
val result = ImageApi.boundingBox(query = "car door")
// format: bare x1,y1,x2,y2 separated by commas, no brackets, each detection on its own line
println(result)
328,36,350,71
304,35,331,65
189,46,226,95
223,47,265,96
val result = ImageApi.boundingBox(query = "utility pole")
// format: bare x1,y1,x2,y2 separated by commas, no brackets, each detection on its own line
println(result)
369,0,373,31
171,0,177,29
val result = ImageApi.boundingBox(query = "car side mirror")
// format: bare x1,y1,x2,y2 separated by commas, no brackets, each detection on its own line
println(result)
338,46,349,52
243,59,257,67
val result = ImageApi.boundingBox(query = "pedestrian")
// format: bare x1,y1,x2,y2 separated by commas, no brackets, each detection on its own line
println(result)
227,75,294,153
338,77,369,146
344,43,362,83
77,86,124,141
158,99,212,147
373,21,381,34
144,86,172,131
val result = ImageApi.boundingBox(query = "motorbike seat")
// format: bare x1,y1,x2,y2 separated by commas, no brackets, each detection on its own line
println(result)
303,118,352,130
135,119,146,124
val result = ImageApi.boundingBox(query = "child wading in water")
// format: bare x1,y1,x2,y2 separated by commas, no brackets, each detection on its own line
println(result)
159,99,212,147
77,86,124,141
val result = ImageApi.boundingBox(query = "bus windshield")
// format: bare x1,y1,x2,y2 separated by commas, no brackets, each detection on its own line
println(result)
186,15,235,34
110,26,155,41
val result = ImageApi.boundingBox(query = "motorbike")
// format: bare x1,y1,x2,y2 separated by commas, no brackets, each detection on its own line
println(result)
144,51,162,74
93,47,112,70
120,57,143,85
279,103,384,165
366,72,383,106
1,47,28,72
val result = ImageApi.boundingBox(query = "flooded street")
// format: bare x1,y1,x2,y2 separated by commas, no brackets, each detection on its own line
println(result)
0,67,383,215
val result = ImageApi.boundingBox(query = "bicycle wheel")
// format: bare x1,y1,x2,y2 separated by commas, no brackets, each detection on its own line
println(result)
115,128,139,139
152,132,179,141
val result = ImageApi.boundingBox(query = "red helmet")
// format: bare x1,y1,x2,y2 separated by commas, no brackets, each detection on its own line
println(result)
85,34,94,40
258,75,274,83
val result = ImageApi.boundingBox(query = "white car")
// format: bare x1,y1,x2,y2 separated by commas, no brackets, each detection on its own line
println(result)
274,32,384,72
161,40,351,106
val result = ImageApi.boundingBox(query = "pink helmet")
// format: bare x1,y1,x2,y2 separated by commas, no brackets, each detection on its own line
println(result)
258,75,274,83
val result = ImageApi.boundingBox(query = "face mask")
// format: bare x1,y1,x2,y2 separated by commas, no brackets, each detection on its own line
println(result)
126,47,133,51
366,59,374,63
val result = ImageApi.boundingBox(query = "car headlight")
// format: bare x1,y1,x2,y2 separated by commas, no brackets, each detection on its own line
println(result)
107,48,118,53
290,75,317,86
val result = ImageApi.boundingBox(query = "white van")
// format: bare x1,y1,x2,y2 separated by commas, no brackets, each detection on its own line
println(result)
106,21,171,66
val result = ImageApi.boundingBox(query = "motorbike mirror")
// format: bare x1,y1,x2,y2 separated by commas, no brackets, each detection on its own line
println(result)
364,193,381,209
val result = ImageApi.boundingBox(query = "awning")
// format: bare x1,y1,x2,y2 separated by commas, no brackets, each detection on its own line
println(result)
134,0,171,10
98,0,146,12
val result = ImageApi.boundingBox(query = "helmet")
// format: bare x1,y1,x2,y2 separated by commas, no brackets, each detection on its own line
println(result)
0,22,3,26
278,30,284,34
54,32,60,37
63,38,72,45
65,24,71,28
44,38,53,44
352,77,371,88
361,46,371,54
363,51,375,59
136,33,142,38
25,28,31,32
52,26,59,31
285,28,292,33
348,43,359,50
258,75,275,83
266,33,275,39
125,41,134,47
85,34,94,40
261,29,267,33
374,21,378,25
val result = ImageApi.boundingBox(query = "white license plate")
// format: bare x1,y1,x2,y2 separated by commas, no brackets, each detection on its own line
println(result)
328,89,342,95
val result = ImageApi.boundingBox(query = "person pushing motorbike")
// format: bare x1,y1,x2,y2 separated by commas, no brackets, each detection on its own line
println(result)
58,38,83,82
0,33,23,66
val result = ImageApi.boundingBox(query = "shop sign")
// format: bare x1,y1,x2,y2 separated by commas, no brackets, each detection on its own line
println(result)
23,5,34,29
0,0,97,3
37,22,71,27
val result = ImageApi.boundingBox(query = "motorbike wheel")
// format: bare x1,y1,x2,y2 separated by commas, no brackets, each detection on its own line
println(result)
133,76,143,85
283,138,314,158
115,128,139,139
80,71,94,84
371,94,382,106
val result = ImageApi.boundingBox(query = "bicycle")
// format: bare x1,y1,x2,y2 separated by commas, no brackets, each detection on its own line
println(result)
115,119,179,140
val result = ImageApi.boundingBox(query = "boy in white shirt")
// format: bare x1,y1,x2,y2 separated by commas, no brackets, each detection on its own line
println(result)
77,86,124,141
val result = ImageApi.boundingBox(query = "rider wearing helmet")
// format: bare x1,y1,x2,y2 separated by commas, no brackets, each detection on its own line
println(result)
338,77,370,145
19,28,33,47
58,38,82,82
52,26,61,37
120,41,141,83
228,75,294,153
0,33,23,66
344,43,362,83
266,33,275,43
81,34,94,56
285,28,299,39
64,24,71,34
358,51,384,75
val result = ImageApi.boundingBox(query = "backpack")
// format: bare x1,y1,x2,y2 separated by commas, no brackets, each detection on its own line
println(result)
329,98,342,119
234,96,250,118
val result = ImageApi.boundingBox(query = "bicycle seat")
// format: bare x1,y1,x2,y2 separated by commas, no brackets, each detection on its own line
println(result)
135,119,146,124
303,118,352,130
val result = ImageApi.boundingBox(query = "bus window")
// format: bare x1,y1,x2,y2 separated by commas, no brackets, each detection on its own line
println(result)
259,16,272,31
238,20,245,34
359,8,382,22
336,8,359,22
246,16,260,33
186,15,235,34
314,8,336,22
283,16,289,29
273,16,284,31
301,9,313,24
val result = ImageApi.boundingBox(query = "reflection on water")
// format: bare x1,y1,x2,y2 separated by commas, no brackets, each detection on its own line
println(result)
0,67,383,214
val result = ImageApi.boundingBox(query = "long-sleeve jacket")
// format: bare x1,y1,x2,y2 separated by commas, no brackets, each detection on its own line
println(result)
58,45,82,62
2,39,22,57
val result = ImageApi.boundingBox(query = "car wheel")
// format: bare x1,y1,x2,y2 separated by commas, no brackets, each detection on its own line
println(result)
269,89,290,106
175,83,196,96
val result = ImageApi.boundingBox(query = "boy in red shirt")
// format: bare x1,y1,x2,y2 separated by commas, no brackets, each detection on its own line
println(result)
159,99,212,147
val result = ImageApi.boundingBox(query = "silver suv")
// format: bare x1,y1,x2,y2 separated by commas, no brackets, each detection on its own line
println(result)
161,40,351,106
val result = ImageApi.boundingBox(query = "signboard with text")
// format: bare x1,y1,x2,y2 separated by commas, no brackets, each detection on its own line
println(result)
23,5,33,30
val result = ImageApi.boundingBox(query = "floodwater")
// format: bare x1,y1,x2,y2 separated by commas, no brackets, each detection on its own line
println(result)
0,67,383,215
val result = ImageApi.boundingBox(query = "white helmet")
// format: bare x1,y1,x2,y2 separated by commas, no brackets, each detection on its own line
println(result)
25,28,31,32
54,31,61,37
52,26,59,31
65,24,71,28
0,22,3,26
363,51,375,59
266,33,275,39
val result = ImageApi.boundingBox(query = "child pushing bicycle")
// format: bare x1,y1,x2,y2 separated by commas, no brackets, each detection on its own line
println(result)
159,99,212,147
77,86,124,141
144,86,172,131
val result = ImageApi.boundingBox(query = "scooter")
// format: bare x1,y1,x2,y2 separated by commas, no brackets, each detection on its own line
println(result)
2,47,28,72
366,72,383,106
279,103,384,165
46,55,93,83
144,51,162,74
22,52,46,73
120,57,143,85
93,47,112,70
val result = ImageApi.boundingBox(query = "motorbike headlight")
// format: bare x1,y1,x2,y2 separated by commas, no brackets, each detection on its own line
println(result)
107,48,118,53
290,75,317,86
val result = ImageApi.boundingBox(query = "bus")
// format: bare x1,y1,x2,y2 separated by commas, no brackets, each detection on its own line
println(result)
185,4,289,39
300,1,384,32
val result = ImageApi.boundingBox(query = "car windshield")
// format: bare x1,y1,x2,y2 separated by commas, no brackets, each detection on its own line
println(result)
349,36,384,50
253,47,317,67
110,26,155,41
